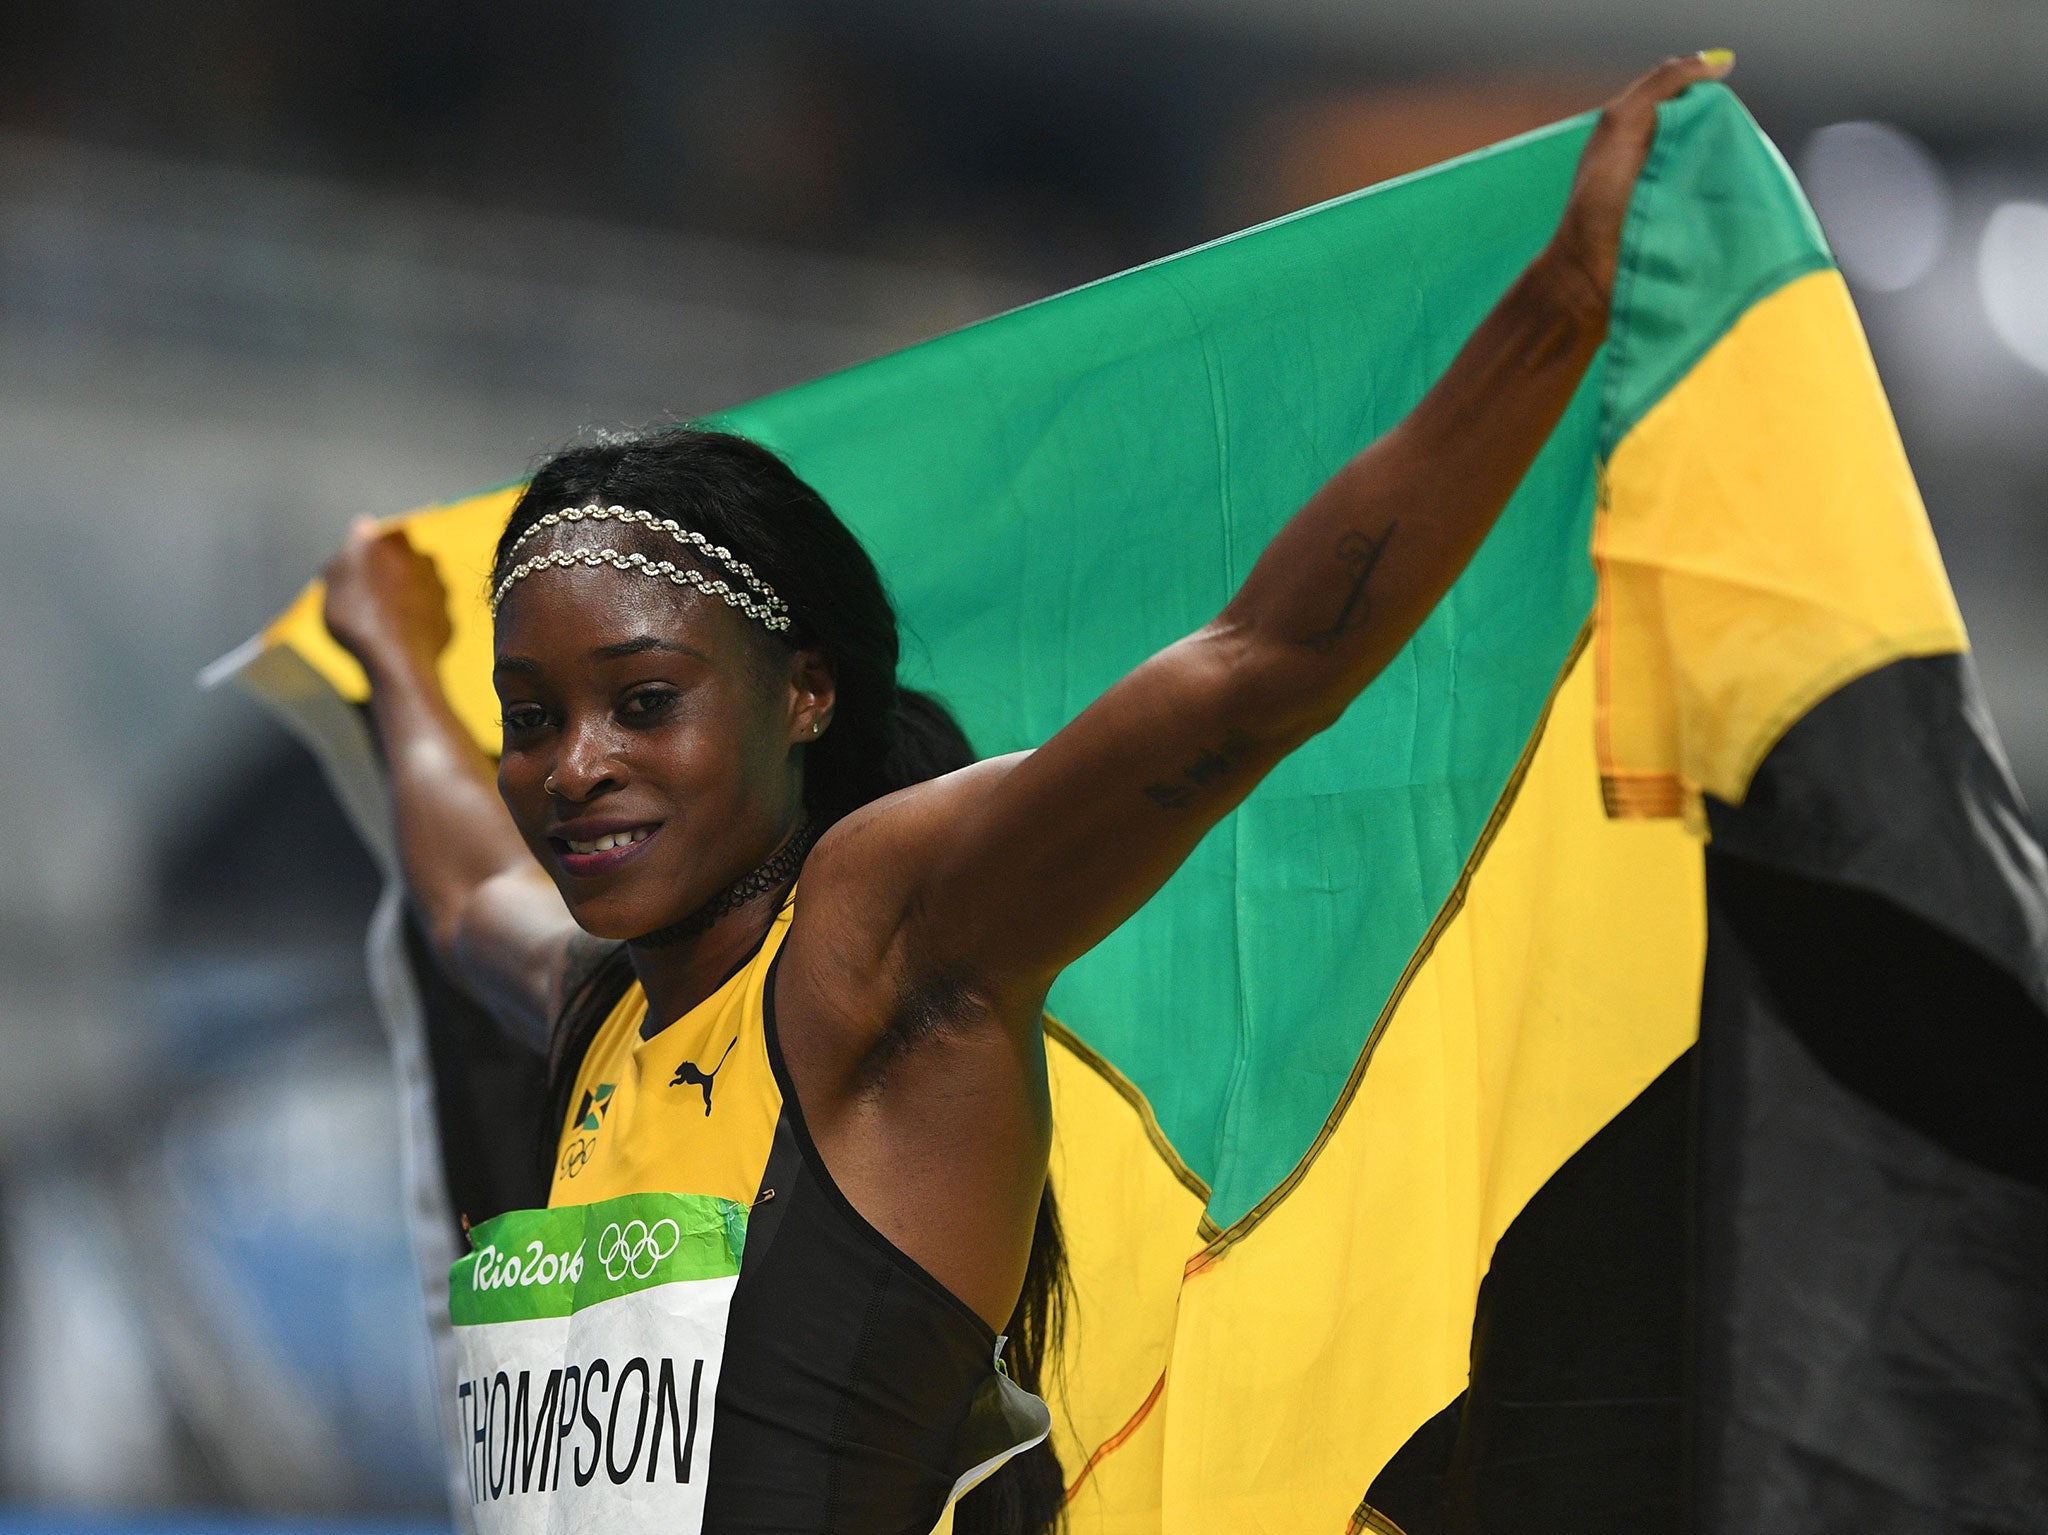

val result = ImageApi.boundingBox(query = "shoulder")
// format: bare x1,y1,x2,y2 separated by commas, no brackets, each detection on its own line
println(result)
777,752,1034,1067
808,749,1031,892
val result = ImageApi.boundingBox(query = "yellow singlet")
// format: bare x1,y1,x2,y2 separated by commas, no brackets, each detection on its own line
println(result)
528,888,1044,1530
547,897,791,1208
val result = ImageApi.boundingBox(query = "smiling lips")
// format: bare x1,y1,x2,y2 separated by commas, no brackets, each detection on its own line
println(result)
566,827,652,855
551,822,662,876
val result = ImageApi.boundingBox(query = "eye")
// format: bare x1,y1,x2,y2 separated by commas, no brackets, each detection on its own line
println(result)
502,703,551,733
619,686,679,724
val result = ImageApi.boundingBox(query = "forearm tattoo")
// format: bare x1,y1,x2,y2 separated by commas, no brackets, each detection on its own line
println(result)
1302,523,1396,655
1137,521,1397,811
1141,729,1257,810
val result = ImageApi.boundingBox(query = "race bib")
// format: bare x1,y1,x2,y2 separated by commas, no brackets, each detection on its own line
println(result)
450,1192,747,1535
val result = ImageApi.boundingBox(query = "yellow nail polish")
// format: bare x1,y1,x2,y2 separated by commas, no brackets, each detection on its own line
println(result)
1698,48,1735,71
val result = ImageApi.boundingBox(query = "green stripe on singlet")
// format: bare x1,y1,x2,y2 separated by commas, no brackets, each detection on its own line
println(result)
452,1192,747,1325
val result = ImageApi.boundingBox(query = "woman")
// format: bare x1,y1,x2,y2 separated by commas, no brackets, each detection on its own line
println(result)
322,52,1730,1535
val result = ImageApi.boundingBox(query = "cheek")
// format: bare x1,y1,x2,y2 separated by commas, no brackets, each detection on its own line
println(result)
649,713,755,801
636,701,786,820
496,754,550,835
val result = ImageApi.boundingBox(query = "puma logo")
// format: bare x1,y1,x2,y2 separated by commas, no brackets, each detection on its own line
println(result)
670,1037,738,1116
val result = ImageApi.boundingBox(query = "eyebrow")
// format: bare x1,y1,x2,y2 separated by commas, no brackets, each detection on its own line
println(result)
592,636,711,663
494,636,711,676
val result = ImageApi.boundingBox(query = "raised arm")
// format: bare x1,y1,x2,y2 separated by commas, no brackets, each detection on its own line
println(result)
812,54,1729,1015
323,522,585,1047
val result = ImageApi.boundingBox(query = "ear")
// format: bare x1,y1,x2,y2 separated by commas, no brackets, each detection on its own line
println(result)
785,647,838,745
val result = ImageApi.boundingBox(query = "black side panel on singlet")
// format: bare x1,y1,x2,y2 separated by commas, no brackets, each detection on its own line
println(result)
704,960,1005,1535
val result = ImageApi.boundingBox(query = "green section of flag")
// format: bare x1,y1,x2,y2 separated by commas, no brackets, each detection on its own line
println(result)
451,1192,746,1326
711,84,1822,1225
1603,85,1834,454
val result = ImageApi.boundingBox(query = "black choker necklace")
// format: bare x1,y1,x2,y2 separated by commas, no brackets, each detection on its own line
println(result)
631,818,816,949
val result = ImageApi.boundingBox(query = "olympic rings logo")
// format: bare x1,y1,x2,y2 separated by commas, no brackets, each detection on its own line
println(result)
558,1137,596,1179
597,1218,681,1281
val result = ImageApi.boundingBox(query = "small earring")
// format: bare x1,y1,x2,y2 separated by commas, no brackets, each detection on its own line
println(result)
811,721,822,736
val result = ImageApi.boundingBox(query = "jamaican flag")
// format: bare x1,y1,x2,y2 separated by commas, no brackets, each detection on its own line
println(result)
225,84,2048,1533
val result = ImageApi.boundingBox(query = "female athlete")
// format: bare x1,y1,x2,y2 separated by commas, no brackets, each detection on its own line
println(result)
321,52,1731,1535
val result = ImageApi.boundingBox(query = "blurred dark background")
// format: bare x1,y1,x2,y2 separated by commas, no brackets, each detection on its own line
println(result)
1,0,2041,1516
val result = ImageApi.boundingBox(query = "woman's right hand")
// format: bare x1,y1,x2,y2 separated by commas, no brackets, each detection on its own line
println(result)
322,518,455,678
1546,49,1735,320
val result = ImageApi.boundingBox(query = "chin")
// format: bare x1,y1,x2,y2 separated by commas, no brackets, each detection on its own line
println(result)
549,876,663,943
564,891,665,943
574,862,729,942
570,909,643,943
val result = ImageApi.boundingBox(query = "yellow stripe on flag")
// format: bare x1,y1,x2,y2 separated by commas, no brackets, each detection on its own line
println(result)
264,483,523,753
1050,640,1704,1529
1043,1025,1206,1529
1595,267,1966,819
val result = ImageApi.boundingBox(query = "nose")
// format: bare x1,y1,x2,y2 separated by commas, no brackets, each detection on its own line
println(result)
548,716,623,803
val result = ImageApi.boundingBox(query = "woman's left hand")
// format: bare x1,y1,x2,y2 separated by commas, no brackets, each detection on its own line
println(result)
322,517,455,681
1548,49,1736,318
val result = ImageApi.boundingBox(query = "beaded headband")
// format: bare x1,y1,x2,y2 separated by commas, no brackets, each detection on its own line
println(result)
490,504,793,633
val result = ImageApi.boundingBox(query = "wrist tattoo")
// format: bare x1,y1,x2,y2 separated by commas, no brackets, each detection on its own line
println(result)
1303,523,1397,654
